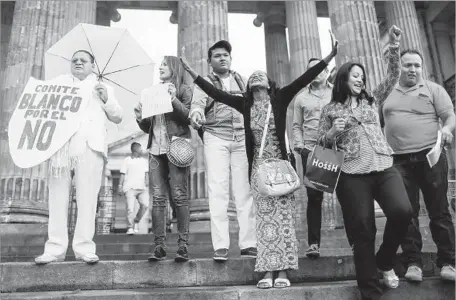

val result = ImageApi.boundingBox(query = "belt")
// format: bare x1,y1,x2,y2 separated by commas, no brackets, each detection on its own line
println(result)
392,148,432,163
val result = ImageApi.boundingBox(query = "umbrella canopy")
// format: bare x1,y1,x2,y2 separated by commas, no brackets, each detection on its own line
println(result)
45,23,155,142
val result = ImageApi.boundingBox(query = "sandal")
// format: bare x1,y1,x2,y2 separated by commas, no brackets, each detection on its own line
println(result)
274,278,291,288
257,278,273,289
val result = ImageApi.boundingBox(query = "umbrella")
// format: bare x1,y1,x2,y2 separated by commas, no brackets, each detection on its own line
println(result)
45,23,155,141
45,23,154,95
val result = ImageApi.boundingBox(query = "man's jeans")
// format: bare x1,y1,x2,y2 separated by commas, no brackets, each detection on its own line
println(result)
203,132,256,251
394,149,455,268
125,189,149,228
301,148,324,246
149,154,189,247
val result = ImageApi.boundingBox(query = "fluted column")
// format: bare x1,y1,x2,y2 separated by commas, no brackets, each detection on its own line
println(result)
0,1,96,223
1,2,14,74
177,1,236,232
384,1,428,78
285,1,321,231
328,1,384,90
286,1,321,80
263,11,290,87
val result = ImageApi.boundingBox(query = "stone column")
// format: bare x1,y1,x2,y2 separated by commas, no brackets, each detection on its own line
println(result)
262,10,290,87
176,1,237,232
0,1,96,223
1,2,15,74
96,1,121,26
384,1,428,78
285,1,322,231
328,0,384,90
286,1,321,81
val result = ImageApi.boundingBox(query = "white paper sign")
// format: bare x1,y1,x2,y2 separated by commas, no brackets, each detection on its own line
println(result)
426,131,443,168
8,77,91,168
141,84,173,119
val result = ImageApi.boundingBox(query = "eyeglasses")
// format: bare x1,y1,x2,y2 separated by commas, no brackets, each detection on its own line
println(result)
71,58,89,64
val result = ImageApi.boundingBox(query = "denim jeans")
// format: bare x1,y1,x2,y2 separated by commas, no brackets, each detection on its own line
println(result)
394,149,455,268
336,167,413,300
149,154,189,247
301,148,324,246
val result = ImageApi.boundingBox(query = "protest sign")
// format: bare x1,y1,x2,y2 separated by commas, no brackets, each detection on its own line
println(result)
8,77,91,168
140,84,173,119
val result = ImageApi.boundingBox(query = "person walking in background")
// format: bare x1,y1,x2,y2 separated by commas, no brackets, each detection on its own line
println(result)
318,26,412,300
35,50,123,265
134,56,192,262
292,58,332,259
119,142,149,235
188,40,257,261
380,49,456,282
180,31,337,289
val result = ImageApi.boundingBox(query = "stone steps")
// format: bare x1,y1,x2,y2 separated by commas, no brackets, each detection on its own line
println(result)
1,218,438,262
0,253,440,293
1,279,454,300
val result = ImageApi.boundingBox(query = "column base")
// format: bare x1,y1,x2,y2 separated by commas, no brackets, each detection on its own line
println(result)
188,197,239,233
0,201,48,223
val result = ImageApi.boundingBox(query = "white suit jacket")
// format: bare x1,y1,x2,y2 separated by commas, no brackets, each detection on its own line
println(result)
54,74,123,159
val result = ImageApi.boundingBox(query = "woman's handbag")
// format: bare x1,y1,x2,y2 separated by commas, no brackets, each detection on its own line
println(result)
167,136,195,168
303,137,345,194
256,103,300,197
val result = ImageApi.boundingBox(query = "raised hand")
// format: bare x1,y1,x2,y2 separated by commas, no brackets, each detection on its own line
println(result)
180,46,198,80
180,46,191,72
134,102,142,120
329,30,339,57
389,25,402,44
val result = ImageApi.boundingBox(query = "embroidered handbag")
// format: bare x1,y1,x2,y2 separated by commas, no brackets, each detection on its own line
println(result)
256,103,300,197
167,136,195,168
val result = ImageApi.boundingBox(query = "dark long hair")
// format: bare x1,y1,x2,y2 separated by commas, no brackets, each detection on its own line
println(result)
244,73,280,107
331,62,374,105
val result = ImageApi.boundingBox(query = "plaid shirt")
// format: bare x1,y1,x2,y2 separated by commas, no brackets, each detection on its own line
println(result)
190,71,246,141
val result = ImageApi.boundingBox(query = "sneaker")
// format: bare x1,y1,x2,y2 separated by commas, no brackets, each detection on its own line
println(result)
240,247,257,258
306,244,320,259
35,253,64,265
381,269,399,288
213,248,229,261
440,265,456,281
148,245,167,261
175,245,189,262
126,228,135,235
133,223,139,233
404,265,423,282
76,253,99,264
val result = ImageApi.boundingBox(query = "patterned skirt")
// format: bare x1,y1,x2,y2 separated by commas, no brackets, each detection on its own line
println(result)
251,166,299,272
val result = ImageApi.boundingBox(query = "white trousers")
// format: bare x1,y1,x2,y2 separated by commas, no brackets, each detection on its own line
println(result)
204,132,256,250
44,146,104,258
125,189,149,228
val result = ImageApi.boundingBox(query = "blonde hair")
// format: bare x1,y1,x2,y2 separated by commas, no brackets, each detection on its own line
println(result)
163,56,185,95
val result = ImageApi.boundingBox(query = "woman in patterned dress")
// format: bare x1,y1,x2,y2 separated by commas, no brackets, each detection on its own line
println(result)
180,33,338,289
317,26,412,300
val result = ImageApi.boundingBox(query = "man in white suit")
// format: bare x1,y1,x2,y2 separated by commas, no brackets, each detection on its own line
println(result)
35,50,123,265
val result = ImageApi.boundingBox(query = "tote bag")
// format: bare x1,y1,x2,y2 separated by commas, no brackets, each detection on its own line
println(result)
303,139,345,194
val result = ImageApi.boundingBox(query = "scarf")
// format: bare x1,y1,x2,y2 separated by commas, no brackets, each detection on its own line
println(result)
48,74,97,178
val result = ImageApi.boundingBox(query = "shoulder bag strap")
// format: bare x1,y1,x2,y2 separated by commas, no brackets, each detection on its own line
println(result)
258,103,272,159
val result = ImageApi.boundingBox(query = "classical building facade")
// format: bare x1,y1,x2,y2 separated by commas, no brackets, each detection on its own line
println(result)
0,1,454,232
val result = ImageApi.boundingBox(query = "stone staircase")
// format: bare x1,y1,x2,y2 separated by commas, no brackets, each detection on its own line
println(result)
0,253,454,299
0,218,454,299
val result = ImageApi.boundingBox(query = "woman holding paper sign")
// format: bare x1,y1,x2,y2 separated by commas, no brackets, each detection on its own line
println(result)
317,26,413,300
134,56,193,262
180,31,338,289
